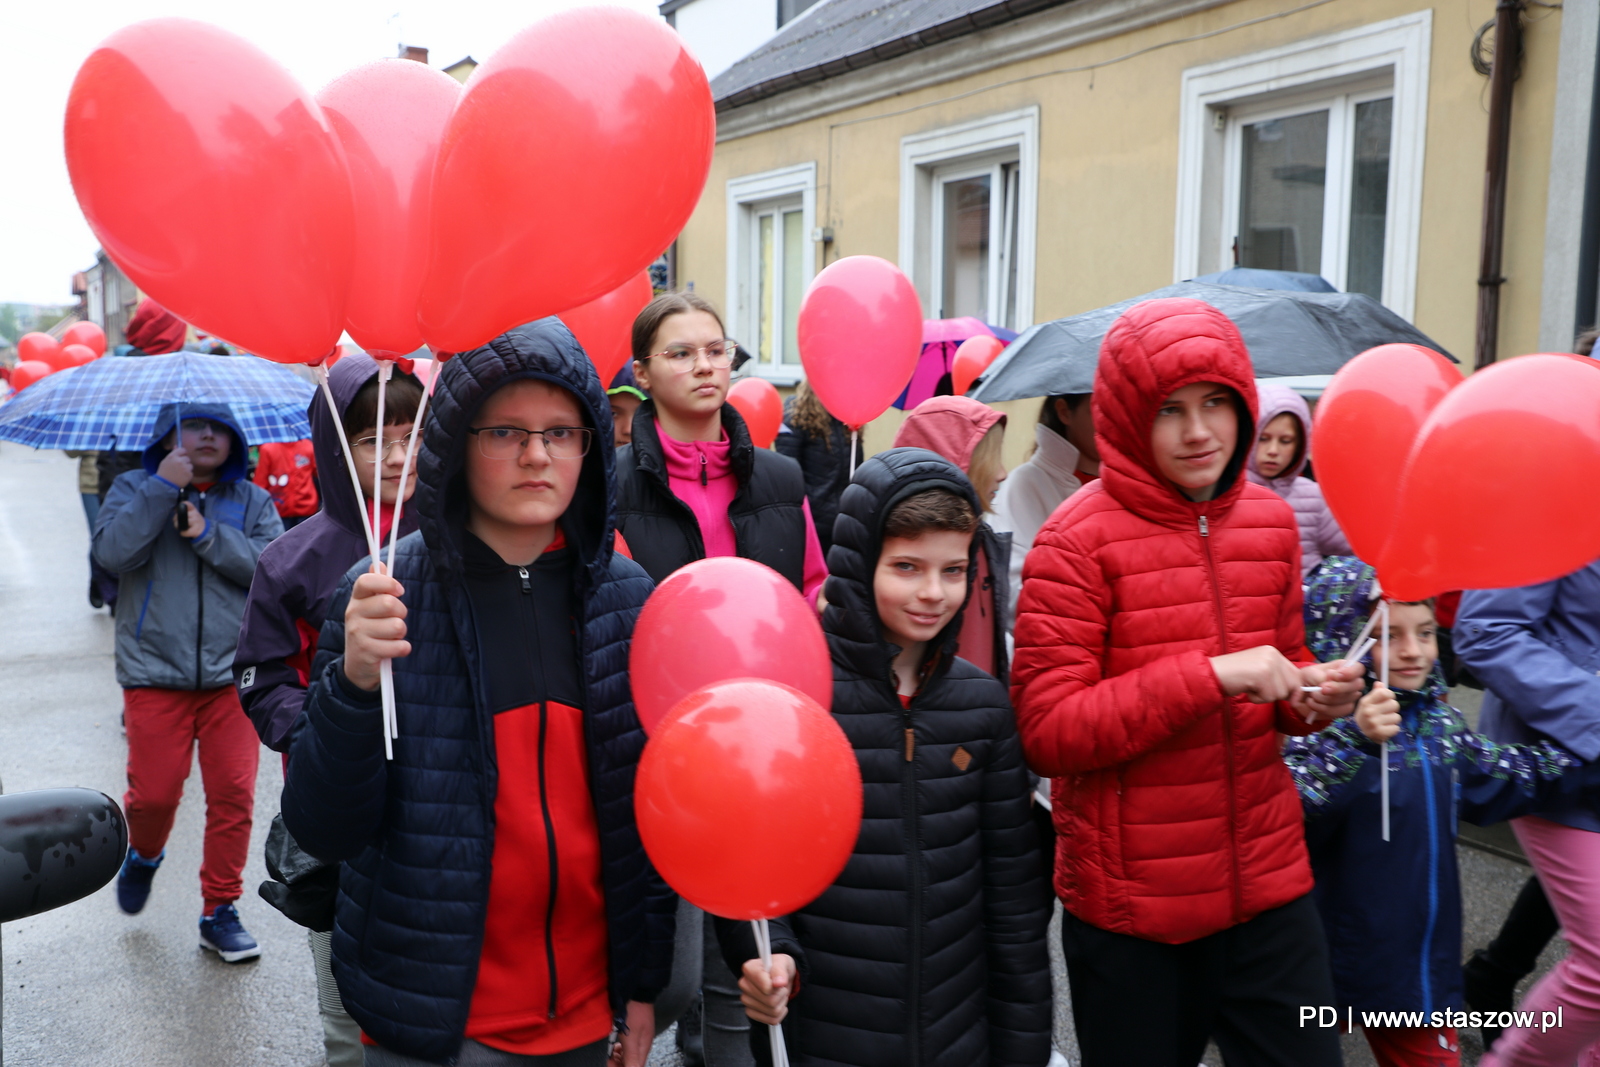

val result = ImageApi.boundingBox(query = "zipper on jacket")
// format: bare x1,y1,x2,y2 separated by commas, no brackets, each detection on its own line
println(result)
901,695,922,1064
537,698,561,1019
518,566,531,594
1416,729,1440,1010
195,490,206,689
1198,513,1245,923
699,452,708,487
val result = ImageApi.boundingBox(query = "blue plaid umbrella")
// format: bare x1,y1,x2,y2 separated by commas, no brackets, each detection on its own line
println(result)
0,352,315,450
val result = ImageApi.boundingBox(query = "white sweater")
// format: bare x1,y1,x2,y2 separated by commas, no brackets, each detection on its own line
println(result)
989,423,1087,622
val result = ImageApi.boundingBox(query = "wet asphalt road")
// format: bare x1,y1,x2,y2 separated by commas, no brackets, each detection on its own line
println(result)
0,447,1569,1065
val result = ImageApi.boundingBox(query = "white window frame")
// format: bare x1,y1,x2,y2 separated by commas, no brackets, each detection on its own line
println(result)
726,162,817,386
1173,12,1431,320
900,107,1039,331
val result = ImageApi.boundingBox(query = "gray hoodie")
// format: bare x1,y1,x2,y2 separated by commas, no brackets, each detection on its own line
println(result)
92,404,283,690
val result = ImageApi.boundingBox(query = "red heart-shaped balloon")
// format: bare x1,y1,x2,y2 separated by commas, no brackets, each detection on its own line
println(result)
1313,343,1459,572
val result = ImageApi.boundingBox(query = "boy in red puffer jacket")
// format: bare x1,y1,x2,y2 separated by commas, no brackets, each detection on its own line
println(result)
1010,297,1365,1066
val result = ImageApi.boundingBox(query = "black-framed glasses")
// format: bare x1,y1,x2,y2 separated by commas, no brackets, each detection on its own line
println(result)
649,341,738,372
468,425,593,460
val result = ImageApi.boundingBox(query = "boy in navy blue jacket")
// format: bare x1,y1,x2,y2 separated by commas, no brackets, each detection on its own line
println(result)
1285,557,1600,1065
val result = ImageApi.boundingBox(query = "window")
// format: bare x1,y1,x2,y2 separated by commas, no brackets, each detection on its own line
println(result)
1174,13,1430,319
727,163,817,383
1226,87,1393,300
901,108,1038,331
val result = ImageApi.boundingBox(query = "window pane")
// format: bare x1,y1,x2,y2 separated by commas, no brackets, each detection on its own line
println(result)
1239,110,1328,275
1347,97,1392,301
758,213,774,363
782,209,804,364
1002,164,1020,330
941,175,990,319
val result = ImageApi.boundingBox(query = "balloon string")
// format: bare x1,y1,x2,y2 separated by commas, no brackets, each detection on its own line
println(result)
750,919,790,1067
371,361,392,559
1379,598,1391,843
848,428,859,480
314,362,392,760
385,368,434,571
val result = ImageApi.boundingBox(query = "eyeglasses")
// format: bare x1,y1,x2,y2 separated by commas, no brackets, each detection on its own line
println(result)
468,425,593,460
351,433,416,459
649,341,738,372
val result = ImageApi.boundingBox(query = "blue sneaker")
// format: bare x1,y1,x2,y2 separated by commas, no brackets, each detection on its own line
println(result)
115,848,163,914
199,904,261,963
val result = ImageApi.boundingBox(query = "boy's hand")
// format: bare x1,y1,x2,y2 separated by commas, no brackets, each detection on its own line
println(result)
342,569,409,692
1296,659,1365,721
1356,684,1401,743
175,501,205,539
739,954,797,1025
156,446,193,488
1210,646,1303,703
607,1001,654,1067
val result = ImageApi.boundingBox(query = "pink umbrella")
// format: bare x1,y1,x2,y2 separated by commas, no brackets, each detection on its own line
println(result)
895,319,1014,410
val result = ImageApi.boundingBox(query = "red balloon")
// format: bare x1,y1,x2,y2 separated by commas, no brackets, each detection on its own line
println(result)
17,333,60,367
60,344,99,368
635,679,862,919
557,272,655,385
419,8,713,352
630,557,830,735
1313,344,1460,565
798,256,923,427
317,60,459,359
64,19,354,364
61,321,106,356
952,334,1005,396
1382,355,1600,599
9,361,55,392
726,377,782,449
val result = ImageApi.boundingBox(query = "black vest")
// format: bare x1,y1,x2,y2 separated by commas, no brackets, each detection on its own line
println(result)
615,401,810,590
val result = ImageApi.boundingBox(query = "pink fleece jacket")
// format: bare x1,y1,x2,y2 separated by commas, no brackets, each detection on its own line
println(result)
1247,383,1352,576
657,426,828,605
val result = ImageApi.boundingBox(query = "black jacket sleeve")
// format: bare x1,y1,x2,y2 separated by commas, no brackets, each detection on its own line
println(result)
281,574,388,862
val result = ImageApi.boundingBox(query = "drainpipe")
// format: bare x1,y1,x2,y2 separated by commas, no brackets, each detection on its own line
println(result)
1475,0,1526,369
1573,25,1600,337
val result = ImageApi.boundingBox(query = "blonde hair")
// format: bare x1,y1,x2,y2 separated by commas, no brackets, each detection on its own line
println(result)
967,423,1006,511
787,379,835,443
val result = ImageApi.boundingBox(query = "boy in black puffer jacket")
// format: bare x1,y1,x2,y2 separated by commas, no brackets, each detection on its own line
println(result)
720,447,1052,1066
282,320,675,1067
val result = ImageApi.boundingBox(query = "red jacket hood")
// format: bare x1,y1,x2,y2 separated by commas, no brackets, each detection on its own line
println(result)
125,299,188,354
890,395,1006,471
1094,297,1259,529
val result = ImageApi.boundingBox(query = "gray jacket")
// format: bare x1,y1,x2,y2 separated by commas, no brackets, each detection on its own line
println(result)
92,406,282,690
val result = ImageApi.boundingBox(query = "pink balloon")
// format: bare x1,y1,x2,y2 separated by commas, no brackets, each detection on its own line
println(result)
952,334,1005,395
60,344,99,367
629,557,831,735
317,60,460,359
797,256,923,427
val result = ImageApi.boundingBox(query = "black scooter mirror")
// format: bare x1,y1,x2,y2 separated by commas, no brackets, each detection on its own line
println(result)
0,789,127,923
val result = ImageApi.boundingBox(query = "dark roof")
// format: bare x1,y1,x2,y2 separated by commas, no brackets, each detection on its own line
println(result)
711,0,1075,111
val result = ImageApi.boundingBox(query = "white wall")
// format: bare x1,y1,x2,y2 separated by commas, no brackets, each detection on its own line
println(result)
674,0,777,80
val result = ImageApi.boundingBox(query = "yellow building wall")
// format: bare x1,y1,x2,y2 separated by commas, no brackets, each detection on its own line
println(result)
679,0,1563,469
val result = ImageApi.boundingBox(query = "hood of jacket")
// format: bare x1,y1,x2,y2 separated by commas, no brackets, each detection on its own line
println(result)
311,353,424,539
125,299,188,355
1094,297,1258,529
824,446,984,686
413,318,616,593
1247,382,1312,489
890,395,1006,472
140,403,249,484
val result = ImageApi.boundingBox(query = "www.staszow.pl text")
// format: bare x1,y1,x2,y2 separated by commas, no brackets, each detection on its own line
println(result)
1300,1006,1565,1032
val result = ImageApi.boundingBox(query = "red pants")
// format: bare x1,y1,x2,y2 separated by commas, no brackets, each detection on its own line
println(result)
123,686,258,912
1364,1026,1460,1067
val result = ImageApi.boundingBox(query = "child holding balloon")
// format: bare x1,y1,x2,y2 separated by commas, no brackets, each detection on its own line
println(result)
282,320,674,1067
1010,298,1365,1066
724,446,1053,1066
1284,557,1599,1065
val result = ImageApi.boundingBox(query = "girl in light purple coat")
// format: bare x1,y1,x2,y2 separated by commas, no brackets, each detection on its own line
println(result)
1247,383,1351,576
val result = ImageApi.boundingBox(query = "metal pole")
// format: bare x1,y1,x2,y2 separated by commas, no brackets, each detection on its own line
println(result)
1475,0,1525,369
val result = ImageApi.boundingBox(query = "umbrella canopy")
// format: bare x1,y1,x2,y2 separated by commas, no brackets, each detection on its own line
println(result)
1189,268,1337,292
0,352,316,450
970,283,1453,403
896,319,1018,410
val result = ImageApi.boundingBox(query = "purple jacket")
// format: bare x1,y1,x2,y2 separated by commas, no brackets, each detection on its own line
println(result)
1247,383,1351,576
232,354,421,751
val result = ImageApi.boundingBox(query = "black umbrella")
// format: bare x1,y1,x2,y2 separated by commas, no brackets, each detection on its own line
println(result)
969,282,1454,403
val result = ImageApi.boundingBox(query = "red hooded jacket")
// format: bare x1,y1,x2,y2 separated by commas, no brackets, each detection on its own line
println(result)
1010,298,1319,945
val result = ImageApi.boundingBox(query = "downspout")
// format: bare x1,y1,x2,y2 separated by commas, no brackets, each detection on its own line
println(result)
1475,0,1526,369
1573,24,1600,337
